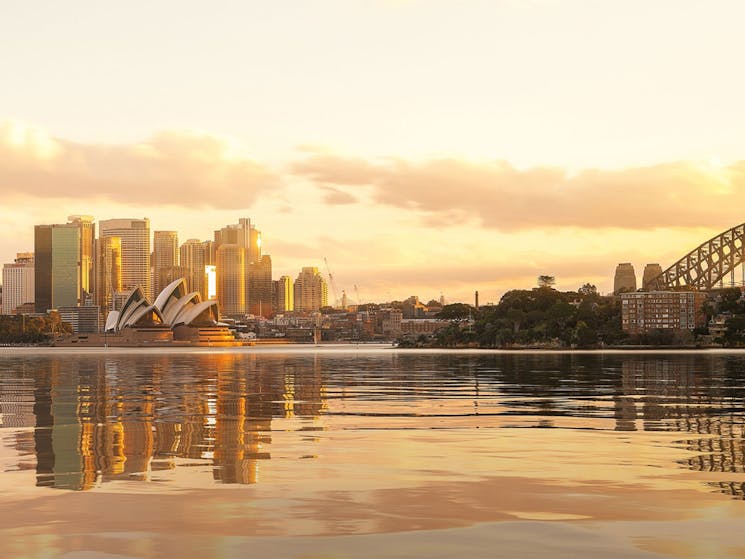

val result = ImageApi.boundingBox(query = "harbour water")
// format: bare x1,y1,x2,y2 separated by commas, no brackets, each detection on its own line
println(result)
1,347,744,558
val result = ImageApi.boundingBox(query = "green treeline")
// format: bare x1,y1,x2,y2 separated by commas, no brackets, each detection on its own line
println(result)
0,313,71,344
426,285,624,348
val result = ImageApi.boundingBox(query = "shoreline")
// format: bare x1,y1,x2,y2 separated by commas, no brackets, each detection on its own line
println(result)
0,343,744,355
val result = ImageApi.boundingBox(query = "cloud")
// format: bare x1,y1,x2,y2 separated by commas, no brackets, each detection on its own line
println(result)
319,185,358,205
292,151,745,231
0,122,280,209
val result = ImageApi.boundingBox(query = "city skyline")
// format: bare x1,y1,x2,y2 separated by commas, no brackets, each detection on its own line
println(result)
2,1,745,302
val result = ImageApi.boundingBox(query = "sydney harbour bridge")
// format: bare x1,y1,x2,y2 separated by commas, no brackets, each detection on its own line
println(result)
645,223,745,291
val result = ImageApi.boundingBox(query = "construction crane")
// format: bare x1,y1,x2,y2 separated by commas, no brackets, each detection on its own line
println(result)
324,257,341,308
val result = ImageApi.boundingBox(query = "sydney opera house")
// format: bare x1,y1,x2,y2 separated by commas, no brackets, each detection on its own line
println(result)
57,278,239,346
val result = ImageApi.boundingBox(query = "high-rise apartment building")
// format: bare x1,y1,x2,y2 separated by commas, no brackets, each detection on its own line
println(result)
94,236,122,312
216,244,245,316
273,275,293,314
613,263,637,294
99,218,151,300
2,253,34,315
153,231,179,295
293,267,328,312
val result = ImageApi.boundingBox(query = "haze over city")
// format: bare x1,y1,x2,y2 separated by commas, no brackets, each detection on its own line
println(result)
3,0,745,302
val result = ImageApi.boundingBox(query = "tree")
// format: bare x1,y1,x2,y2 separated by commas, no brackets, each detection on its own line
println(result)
575,321,598,347
578,283,598,297
537,275,556,289
436,303,473,321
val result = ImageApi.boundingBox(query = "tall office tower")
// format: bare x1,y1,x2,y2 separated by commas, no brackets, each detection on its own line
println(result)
95,236,122,312
293,267,328,312
34,226,52,312
247,255,272,317
34,223,81,312
67,216,95,302
99,218,151,300
214,218,250,250
273,275,294,313
2,253,34,315
180,239,206,298
642,263,664,290
214,218,263,313
248,225,261,264
216,244,245,315
34,217,94,312
202,240,216,266
153,231,179,295
613,263,637,294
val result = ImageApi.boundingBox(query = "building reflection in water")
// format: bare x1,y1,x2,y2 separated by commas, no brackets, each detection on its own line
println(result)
0,353,325,490
1,351,743,499
616,357,745,500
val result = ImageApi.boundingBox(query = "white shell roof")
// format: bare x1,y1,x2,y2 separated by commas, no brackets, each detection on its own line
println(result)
103,279,219,332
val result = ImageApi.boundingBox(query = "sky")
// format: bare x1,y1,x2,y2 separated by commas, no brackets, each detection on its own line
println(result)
2,0,745,303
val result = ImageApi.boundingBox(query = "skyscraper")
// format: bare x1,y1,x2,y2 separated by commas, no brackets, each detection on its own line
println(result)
294,267,328,312
67,215,95,303
214,218,266,315
94,236,122,312
248,255,272,317
34,225,52,312
216,244,245,315
214,218,251,250
153,231,179,295
99,218,151,300
180,238,206,299
214,220,249,313
2,253,34,315
34,216,95,312
273,275,293,314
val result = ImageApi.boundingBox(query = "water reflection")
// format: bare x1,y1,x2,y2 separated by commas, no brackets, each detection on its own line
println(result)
0,351,744,500
1,353,325,489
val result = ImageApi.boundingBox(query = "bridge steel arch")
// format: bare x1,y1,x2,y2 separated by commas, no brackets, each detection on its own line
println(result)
646,223,745,291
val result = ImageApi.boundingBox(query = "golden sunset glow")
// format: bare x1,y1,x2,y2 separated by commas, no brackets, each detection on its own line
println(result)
2,0,745,301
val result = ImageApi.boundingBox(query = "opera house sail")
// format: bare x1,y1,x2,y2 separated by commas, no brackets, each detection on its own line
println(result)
58,278,237,347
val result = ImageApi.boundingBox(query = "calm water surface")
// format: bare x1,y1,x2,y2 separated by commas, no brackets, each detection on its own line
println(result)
1,347,745,558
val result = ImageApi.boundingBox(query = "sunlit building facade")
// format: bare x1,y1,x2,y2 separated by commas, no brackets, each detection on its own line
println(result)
216,244,245,315
67,215,95,303
95,236,122,312
273,275,294,313
1,253,34,315
180,238,206,299
293,267,328,312
99,218,151,300
34,216,96,312
153,231,179,296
